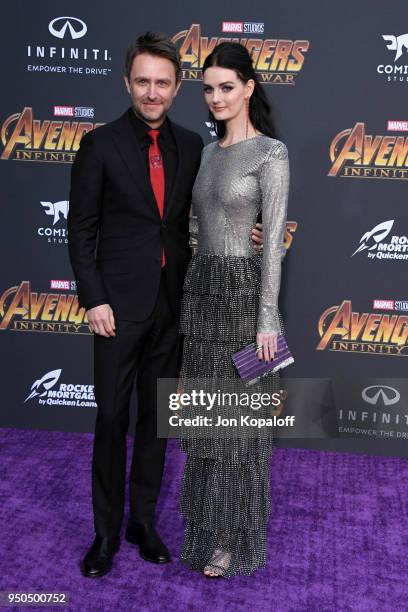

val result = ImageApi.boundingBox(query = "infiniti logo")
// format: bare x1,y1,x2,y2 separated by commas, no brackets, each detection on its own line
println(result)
48,17,87,40
362,385,400,406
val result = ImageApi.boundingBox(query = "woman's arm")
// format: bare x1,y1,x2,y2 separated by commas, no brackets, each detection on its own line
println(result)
257,141,290,338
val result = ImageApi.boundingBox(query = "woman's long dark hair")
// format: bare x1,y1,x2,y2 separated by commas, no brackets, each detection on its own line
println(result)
202,42,277,139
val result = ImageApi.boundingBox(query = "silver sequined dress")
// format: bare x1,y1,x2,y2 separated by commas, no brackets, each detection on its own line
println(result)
178,135,290,577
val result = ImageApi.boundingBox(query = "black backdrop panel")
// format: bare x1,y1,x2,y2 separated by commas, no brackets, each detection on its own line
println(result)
1,1,407,456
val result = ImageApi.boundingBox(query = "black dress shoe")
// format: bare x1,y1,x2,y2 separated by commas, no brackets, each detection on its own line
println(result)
125,522,171,564
80,535,120,578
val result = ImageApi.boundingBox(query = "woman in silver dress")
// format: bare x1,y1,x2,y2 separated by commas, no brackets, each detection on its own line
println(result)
178,42,290,578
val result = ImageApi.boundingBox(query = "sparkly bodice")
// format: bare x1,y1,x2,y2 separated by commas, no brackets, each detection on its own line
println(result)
190,136,290,334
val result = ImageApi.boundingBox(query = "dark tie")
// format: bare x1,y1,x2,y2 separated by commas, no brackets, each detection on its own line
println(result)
147,129,165,267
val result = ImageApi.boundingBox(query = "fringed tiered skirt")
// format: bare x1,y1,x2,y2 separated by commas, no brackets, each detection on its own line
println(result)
178,252,283,577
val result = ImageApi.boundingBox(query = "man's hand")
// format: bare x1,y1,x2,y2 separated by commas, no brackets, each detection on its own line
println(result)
86,304,116,337
251,222,263,252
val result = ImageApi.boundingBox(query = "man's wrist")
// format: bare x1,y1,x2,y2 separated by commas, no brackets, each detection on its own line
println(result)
85,299,109,311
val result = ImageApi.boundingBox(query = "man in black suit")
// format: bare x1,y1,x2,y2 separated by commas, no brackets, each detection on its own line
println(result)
68,32,263,578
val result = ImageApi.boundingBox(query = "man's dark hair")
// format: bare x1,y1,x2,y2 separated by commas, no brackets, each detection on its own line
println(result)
125,31,182,81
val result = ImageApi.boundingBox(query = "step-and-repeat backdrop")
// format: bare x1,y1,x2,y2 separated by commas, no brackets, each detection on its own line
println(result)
1,2,407,455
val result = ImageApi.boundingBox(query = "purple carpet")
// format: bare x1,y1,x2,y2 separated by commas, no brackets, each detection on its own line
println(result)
1,428,407,611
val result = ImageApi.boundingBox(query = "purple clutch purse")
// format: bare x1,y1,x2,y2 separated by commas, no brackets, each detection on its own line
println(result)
231,334,294,386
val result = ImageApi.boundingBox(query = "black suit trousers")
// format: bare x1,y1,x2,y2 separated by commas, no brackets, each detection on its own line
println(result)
91,270,180,537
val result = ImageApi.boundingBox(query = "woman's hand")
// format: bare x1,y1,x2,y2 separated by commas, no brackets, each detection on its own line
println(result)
251,222,263,252
256,331,278,362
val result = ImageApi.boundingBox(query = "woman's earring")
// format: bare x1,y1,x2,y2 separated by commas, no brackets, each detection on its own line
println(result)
245,97,249,139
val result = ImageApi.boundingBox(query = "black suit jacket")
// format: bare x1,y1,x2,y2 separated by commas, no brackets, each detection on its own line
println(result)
68,110,203,321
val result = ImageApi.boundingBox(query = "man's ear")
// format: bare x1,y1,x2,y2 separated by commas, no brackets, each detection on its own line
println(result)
124,75,130,95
